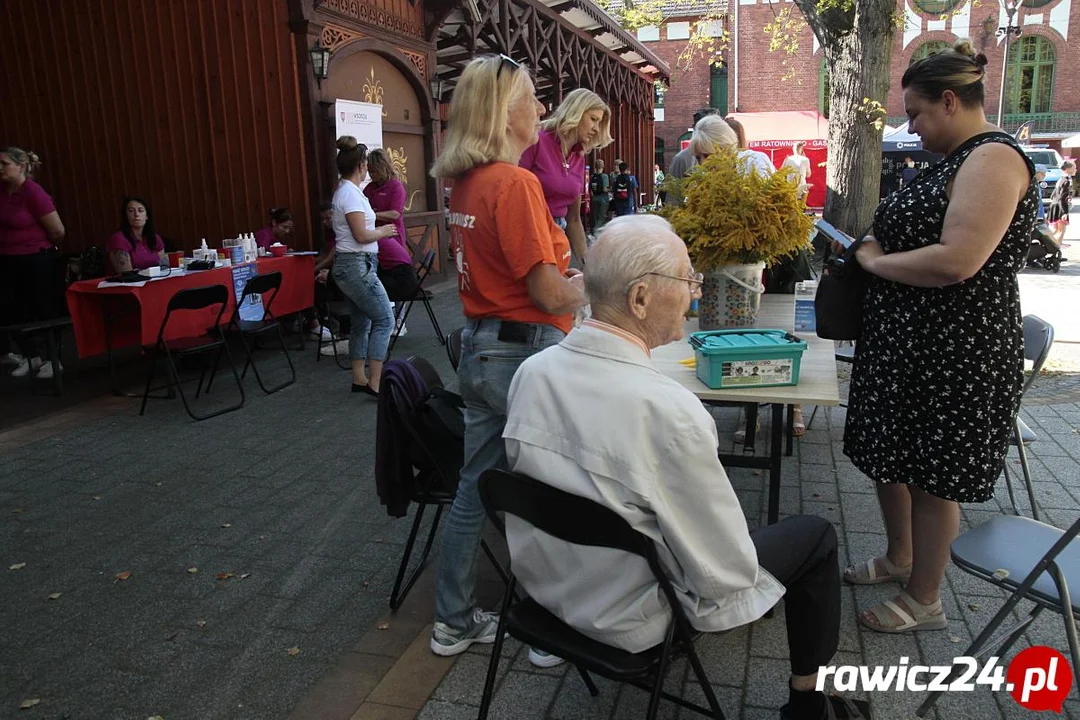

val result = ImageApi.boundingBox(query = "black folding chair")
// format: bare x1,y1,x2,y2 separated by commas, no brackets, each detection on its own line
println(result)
215,271,295,395
446,327,463,371
139,284,244,421
382,357,506,610
314,292,351,370
916,514,1080,717
386,249,445,354
476,469,726,720
1000,314,1054,521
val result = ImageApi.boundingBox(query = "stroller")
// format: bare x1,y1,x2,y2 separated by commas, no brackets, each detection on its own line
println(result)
1024,222,1063,272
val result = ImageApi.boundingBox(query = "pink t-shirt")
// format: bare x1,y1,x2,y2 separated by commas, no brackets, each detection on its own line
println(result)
255,226,276,250
519,129,586,218
364,178,408,255
0,178,56,255
106,231,165,270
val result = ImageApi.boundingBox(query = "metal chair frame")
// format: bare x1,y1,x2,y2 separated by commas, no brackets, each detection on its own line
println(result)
386,249,445,355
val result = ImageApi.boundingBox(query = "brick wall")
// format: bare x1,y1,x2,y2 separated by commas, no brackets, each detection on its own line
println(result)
639,0,1080,143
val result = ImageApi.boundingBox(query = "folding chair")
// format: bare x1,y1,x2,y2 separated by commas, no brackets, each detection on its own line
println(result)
382,357,506,610
139,284,245,421
314,294,351,370
386,249,445,355
1000,315,1054,521
915,514,1080,717
476,469,727,720
218,271,295,395
446,327,463,371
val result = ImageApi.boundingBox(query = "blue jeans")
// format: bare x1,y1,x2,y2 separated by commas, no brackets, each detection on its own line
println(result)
434,318,566,629
331,252,394,362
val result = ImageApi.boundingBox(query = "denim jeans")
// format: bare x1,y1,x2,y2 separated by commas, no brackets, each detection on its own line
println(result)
331,252,394,362
434,318,566,629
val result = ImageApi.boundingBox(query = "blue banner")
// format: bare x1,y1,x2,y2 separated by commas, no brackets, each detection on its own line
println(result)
231,262,264,322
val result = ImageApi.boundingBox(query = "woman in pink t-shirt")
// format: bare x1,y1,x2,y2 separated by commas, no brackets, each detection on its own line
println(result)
519,88,613,264
0,147,67,379
254,207,294,250
106,196,167,273
364,149,417,335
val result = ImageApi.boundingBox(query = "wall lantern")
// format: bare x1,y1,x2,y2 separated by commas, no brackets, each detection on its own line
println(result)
429,74,445,104
310,40,331,87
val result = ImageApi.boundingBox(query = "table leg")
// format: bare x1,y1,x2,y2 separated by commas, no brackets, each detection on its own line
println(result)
785,404,794,457
103,297,121,396
744,403,759,455
768,403,784,524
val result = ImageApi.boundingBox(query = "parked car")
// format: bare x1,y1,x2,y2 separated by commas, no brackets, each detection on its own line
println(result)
1024,147,1065,199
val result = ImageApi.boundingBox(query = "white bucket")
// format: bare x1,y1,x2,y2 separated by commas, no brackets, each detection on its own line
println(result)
699,262,766,329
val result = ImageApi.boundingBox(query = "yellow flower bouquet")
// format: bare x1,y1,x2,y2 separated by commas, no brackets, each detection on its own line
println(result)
660,150,814,270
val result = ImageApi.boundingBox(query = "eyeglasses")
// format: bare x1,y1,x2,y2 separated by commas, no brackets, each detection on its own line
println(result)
627,271,705,293
495,53,521,80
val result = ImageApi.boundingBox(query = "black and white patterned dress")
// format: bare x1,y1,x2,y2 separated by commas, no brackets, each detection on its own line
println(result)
843,132,1038,503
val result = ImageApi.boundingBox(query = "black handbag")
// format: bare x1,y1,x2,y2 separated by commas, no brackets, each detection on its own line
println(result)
814,237,869,341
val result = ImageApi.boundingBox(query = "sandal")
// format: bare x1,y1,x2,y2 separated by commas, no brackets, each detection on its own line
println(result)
843,556,911,585
780,693,871,719
858,590,947,634
792,407,806,438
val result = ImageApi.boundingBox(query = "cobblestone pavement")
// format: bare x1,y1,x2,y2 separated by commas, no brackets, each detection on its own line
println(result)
3,273,1080,719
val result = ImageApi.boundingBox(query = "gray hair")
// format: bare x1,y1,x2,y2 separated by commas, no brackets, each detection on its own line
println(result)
585,215,684,306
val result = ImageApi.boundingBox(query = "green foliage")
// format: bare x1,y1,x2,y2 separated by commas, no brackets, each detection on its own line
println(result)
657,151,815,269
594,0,664,32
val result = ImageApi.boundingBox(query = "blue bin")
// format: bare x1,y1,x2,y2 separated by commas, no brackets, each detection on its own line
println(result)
688,329,808,389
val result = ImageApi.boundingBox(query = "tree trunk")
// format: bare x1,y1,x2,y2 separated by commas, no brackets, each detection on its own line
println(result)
794,0,896,236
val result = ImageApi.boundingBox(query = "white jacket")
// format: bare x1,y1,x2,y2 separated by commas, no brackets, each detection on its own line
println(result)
503,322,785,653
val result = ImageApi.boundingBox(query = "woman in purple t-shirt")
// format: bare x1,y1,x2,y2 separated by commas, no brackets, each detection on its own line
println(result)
254,207,294,250
106,196,167,273
364,150,417,336
0,147,67,379
519,88,613,264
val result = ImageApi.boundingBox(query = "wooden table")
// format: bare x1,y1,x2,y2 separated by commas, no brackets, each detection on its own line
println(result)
652,296,840,523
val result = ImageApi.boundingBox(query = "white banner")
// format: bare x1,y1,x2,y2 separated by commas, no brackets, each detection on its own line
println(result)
335,100,382,151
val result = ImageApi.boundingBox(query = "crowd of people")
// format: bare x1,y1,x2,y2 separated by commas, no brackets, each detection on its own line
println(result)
421,38,1054,720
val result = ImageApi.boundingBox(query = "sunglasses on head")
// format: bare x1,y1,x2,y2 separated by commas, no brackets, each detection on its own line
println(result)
495,53,521,80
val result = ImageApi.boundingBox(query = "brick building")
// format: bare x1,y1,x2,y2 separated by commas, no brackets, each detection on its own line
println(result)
642,0,1080,166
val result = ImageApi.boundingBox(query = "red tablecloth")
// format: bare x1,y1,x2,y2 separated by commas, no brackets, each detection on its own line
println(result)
66,256,315,359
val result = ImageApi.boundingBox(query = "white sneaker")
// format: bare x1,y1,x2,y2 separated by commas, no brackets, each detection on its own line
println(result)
308,326,333,341
0,352,24,367
527,647,566,668
392,324,408,337
11,357,42,378
320,339,349,357
36,360,61,379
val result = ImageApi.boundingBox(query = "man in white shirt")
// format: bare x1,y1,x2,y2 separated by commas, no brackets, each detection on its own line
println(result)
503,215,867,720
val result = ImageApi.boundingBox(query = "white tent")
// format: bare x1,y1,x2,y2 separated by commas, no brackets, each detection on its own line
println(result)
881,125,923,152
1062,133,1080,149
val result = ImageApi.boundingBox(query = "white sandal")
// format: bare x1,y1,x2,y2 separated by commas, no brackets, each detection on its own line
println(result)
859,590,948,633
843,555,912,585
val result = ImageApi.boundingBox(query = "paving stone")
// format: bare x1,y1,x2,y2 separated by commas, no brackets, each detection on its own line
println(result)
484,670,561,719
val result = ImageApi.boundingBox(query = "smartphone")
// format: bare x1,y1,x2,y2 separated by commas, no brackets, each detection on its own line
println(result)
814,218,858,250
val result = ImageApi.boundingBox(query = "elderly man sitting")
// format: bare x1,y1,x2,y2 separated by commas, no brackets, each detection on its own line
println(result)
503,215,868,720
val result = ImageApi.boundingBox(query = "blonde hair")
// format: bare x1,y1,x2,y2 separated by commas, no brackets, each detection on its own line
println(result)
1,147,42,177
689,116,737,158
541,88,614,152
367,148,397,181
431,56,535,179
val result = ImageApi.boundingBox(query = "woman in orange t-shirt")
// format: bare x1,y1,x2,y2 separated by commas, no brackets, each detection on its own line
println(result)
429,55,586,659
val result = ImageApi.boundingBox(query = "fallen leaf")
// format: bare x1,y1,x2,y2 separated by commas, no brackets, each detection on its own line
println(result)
148,716,165,720
92,495,102,501
992,568,1010,580
286,646,300,656
47,592,62,600
216,571,235,581
377,621,390,630
155,482,163,487
949,635,961,644
187,567,199,574
221,523,231,528
195,619,207,629
11,507,23,514
967,602,981,611
19,698,40,709
115,571,132,582
239,573,251,580
9,562,26,571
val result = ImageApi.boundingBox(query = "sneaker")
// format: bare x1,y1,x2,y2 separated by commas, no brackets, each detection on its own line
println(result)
11,357,41,378
392,323,408,337
308,325,333,341
430,608,501,657
527,647,566,668
320,339,349,357
0,352,24,367
36,360,61,379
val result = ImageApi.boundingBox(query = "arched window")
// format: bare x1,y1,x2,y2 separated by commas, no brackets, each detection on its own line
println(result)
709,62,728,115
913,0,961,13
1005,36,1056,115
909,40,950,65
818,59,829,119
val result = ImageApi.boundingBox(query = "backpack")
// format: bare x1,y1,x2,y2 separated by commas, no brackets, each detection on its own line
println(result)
589,172,607,195
613,173,631,201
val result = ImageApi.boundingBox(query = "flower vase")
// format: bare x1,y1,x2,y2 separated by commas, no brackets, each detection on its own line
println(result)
699,262,766,330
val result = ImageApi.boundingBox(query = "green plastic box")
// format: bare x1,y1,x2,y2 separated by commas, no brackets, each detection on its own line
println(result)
688,329,808,389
